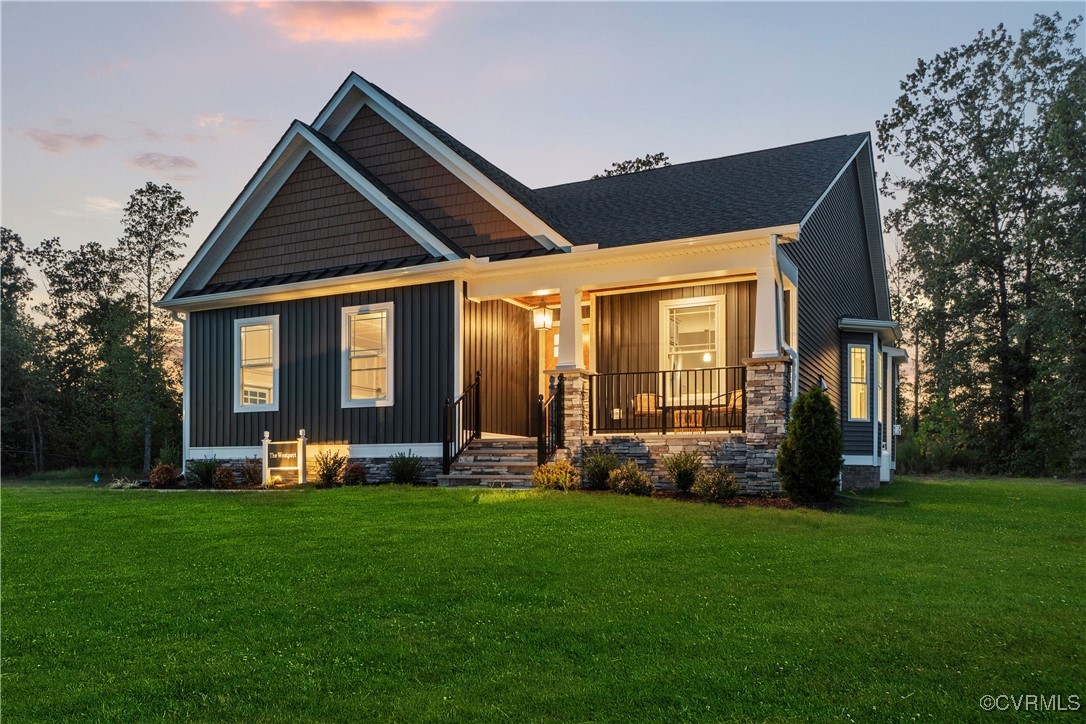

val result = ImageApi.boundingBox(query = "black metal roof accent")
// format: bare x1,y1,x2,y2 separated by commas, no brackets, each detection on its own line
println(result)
177,254,443,298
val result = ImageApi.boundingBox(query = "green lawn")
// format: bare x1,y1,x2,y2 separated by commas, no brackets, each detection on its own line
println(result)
2,478,1082,721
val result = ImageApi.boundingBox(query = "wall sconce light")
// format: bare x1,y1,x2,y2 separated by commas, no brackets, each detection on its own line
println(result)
533,301,553,331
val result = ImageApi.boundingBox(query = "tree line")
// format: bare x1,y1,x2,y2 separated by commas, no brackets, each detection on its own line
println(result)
880,13,1085,477
2,14,1082,480
2,183,195,475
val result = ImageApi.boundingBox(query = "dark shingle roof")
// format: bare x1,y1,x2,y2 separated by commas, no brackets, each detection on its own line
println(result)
364,79,577,244
532,133,870,247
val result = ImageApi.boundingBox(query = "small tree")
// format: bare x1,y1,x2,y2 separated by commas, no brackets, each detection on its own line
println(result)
117,182,197,473
777,387,843,502
592,152,670,179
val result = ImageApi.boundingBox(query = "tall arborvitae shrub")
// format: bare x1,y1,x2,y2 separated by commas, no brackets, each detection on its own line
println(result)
777,387,843,502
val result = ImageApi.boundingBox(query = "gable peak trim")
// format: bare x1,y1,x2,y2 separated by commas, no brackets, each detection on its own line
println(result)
313,73,574,252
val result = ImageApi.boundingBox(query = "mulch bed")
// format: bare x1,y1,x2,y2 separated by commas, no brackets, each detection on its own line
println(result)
651,489,797,508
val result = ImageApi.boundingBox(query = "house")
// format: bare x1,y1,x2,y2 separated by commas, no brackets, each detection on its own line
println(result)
159,73,904,490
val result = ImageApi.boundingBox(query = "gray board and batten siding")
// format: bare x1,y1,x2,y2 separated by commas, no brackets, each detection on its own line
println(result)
189,282,454,448
784,155,882,411
595,281,756,375
841,330,875,457
463,298,539,438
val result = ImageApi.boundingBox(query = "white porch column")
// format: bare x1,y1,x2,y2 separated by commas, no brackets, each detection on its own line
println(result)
752,263,781,358
556,285,583,370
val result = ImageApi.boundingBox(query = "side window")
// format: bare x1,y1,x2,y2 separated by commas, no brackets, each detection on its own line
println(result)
342,302,394,408
235,316,279,413
848,344,869,422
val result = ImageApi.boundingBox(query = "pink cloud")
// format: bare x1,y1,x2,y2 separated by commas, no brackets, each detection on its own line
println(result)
128,153,199,183
25,129,107,153
195,113,259,133
234,2,444,43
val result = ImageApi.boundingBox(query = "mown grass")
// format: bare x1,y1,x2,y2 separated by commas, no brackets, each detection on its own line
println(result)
2,478,1082,721
1,467,135,488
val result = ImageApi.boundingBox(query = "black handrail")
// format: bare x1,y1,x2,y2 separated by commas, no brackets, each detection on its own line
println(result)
537,374,564,465
587,366,746,435
442,371,481,474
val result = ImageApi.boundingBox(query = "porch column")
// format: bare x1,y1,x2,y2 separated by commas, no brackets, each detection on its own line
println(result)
555,285,583,371
752,264,781,358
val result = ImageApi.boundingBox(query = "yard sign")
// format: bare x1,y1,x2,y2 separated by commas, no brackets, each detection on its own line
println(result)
261,430,307,485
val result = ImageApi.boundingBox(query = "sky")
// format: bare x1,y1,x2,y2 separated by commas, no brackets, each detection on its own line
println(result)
2,1,1082,268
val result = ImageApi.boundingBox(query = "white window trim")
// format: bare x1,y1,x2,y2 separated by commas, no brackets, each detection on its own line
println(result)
658,295,726,372
341,302,395,409
234,315,280,414
847,343,870,423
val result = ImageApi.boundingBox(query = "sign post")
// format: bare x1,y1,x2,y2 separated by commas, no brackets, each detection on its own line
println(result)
297,429,307,486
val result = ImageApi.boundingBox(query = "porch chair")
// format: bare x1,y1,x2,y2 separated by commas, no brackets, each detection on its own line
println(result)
632,392,663,430
708,389,744,429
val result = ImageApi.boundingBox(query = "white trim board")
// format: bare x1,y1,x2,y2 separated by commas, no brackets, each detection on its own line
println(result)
188,443,442,460
341,301,395,409
234,315,280,414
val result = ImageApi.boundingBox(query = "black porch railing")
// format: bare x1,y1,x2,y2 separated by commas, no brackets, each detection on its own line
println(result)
588,366,746,435
442,371,481,474
537,374,564,465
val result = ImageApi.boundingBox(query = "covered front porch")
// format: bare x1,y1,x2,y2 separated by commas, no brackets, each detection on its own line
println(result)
447,230,799,491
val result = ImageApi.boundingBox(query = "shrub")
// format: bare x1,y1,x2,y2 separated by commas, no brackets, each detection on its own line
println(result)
314,449,347,487
532,460,581,491
342,462,367,486
607,460,654,496
692,467,739,502
663,450,702,492
156,440,181,467
148,463,179,489
186,457,218,488
777,387,844,502
212,466,236,489
107,475,143,490
388,451,427,485
240,457,263,486
581,448,619,490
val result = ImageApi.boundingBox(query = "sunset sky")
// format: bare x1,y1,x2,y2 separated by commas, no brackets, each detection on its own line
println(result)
2,2,1080,269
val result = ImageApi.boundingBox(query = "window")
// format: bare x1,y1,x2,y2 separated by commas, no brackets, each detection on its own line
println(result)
659,296,724,371
342,302,394,407
848,344,869,421
234,316,279,413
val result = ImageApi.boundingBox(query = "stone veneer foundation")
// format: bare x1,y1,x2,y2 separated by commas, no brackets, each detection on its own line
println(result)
841,465,880,489
550,356,792,494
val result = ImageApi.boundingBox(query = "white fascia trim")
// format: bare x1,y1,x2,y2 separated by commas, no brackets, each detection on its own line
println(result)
190,444,442,459
160,226,799,312
160,260,474,312
314,75,573,251
340,301,395,409
799,136,868,227
839,317,902,342
162,123,459,303
843,455,876,467
883,345,909,362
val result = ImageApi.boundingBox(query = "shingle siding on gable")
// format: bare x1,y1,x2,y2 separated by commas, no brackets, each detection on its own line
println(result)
335,106,542,258
786,161,879,411
209,152,427,285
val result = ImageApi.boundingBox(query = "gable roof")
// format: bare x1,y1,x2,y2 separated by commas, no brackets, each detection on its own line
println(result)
163,73,883,307
533,133,870,247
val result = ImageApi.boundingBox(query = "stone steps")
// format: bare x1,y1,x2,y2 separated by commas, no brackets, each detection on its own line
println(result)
439,437,538,489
